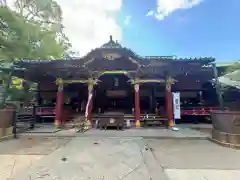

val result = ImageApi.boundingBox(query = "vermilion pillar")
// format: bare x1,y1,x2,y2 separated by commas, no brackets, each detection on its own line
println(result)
166,79,174,127
134,84,141,128
55,83,64,127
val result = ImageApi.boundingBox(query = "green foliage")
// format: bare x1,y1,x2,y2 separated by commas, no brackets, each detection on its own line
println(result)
0,5,66,61
14,0,63,23
0,0,70,107
13,0,71,51
8,79,37,101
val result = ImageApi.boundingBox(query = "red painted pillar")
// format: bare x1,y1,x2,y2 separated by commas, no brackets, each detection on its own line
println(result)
55,83,64,127
134,84,141,128
166,80,174,127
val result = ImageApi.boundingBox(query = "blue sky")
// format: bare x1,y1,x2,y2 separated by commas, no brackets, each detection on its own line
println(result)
117,0,240,62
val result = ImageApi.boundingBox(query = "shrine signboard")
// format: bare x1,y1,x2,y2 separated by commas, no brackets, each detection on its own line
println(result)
173,92,181,119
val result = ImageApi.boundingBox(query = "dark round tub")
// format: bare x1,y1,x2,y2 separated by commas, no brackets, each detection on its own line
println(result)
211,111,240,148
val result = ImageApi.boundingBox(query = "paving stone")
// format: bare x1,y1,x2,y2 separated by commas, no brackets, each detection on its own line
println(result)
84,163,119,180
137,140,169,180
148,139,240,170
137,164,152,179
108,162,134,179
121,156,142,169
3,136,240,180
165,169,206,180
122,169,150,180
0,155,43,180
82,128,208,138
165,169,240,180
8,137,152,180
201,170,240,180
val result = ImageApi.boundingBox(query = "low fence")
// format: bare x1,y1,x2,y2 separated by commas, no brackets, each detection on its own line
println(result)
181,107,230,116
16,106,36,133
36,106,55,118
35,106,76,123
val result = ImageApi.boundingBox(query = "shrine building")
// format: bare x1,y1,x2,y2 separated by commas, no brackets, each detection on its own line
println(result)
12,36,219,128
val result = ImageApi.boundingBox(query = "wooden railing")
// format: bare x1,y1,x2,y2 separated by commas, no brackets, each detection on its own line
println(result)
181,107,230,116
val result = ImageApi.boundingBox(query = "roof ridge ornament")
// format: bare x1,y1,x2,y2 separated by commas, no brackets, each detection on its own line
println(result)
101,35,121,49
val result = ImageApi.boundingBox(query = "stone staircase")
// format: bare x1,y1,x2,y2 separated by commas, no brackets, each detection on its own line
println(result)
67,113,168,129
92,113,168,127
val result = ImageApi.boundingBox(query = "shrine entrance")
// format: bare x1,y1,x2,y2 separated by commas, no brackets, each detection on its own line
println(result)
94,74,134,113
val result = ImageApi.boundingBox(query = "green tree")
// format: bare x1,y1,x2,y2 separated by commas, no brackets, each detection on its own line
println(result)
0,1,70,107
0,6,66,60
13,0,71,50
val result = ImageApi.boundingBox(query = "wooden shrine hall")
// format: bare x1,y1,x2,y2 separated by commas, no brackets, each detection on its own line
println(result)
12,35,217,128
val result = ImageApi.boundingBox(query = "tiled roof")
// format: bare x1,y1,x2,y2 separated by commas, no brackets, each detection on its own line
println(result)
219,69,240,88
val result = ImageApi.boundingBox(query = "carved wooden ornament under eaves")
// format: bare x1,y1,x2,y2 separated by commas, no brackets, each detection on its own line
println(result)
104,53,121,60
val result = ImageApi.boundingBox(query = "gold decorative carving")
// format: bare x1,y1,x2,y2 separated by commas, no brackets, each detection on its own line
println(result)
55,78,100,85
56,78,63,85
166,77,176,92
100,71,127,76
129,79,165,84
104,53,120,60
88,83,93,92
134,84,139,92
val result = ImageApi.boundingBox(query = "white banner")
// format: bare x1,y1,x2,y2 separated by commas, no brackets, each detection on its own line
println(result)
172,92,181,119
85,93,93,118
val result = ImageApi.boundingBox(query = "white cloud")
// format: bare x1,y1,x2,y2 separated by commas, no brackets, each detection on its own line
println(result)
124,15,132,26
147,0,203,20
56,0,123,55
146,10,154,17
7,0,123,56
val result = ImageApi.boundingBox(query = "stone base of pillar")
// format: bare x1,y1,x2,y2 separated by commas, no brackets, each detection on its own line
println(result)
135,120,141,128
84,119,92,130
54,120,61,128
169,119,174,128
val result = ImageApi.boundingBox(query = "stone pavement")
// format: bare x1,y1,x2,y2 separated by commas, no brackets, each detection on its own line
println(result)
148,139,240,180
148,139,240,169
0,155,43,180
76,127,208,139
165,169,240,180
1,129,240,180
0,137,71,180
10,137,168,180
22,124,210,139
0,136,71,155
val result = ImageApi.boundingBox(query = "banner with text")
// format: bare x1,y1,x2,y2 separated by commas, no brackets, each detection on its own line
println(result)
172,92,181,119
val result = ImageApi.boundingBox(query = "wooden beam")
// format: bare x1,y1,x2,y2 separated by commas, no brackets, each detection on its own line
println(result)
98,70,134,79
100,70,128,76
129,79,167,84
55,78,100,85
